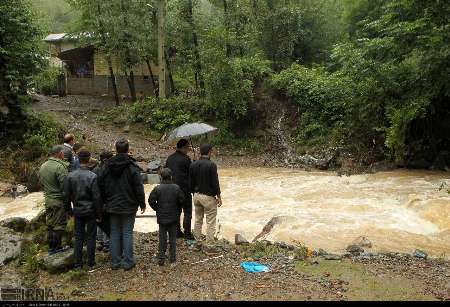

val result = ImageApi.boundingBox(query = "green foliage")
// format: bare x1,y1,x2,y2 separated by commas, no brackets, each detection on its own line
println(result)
63,269,87,282
272,64,350,148
129,96,200,132
211,124,264,153
239,242,282,260
32,66,61,95
23,113,65,160
205,55,271,121
98,96,203,133
273,0,450,163
293,242,309,261
18,241,42,274
0,0,45,93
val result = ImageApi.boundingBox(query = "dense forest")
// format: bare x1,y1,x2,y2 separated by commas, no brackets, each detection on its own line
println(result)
1,0,449,173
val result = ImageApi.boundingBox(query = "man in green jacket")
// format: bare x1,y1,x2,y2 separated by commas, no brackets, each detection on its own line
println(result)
38,145,70,255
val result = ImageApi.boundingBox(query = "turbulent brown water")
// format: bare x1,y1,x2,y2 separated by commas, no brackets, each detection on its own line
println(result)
1,168,449,258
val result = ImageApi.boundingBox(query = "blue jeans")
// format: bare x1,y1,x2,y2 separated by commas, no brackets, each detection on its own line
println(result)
109,213,136,269
74,215,97,267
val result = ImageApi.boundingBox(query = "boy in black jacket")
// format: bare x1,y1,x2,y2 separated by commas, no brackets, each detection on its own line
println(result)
149,168,185,266
64,150,102,269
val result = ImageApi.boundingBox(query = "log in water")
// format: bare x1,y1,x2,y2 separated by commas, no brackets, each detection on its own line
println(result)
1,168,449,258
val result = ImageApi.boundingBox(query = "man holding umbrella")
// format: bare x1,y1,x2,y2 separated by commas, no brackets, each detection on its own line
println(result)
165,122,218,241
165,139,194,240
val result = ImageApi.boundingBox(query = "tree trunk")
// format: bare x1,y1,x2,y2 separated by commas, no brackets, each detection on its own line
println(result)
97,3,119,106
187,0,204,93
145,59,158,97
158,0,167,99
107,55,120,106
125,70,137,102
164,50,176,95
222,0,232,57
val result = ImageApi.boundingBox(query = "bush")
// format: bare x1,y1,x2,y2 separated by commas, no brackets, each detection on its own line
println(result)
97,95,204,133
23,112,65,160
205,55,272,123
271,63,350,149
212,123,264,153
33,66,62,95
18,241,42,274
129,96,200,132
0,111,64,184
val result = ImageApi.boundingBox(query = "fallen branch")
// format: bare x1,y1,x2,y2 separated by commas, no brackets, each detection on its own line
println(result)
191,255,224,265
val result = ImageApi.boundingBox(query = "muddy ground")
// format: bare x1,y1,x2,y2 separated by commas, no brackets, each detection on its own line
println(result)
2,232,448,301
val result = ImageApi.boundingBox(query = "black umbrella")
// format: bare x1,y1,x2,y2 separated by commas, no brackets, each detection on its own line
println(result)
167,122,218,159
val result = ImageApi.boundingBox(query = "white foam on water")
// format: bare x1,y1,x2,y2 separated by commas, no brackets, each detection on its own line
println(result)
1,168,449,257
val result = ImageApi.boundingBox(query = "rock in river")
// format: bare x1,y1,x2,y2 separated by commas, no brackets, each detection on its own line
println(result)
351,236,372,249
0,217,29,233
0,226,24,265
346,244,364,254
413,249,428,259
324,254,342,261
235,234,249,245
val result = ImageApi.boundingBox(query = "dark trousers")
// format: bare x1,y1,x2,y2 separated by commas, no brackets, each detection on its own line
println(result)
74,215,97,267
47,229,64,250
177,192,192,235
46,205,68,251
158,222,177,262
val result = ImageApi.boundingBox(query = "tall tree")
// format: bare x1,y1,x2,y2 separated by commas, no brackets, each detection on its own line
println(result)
158,0,167,99
0,0,44,142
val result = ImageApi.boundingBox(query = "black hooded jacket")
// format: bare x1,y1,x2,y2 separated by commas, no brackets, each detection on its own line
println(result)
165,150,192,194
98,153,146,215
148,180,185,225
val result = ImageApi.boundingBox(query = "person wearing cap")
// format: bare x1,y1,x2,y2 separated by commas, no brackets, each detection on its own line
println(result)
164,139,194,240
38,145,70,255
189,144,222,254
149,168,185,266
64,149,102,269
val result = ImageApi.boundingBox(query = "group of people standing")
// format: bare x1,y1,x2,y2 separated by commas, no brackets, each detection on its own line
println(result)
38,134,222,270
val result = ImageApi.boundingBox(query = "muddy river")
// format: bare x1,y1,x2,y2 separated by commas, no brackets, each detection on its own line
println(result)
1,168,449,257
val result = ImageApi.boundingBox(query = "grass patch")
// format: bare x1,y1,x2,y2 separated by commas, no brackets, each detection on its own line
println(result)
17,241,43,274
295,259,436,301
62,269,87,282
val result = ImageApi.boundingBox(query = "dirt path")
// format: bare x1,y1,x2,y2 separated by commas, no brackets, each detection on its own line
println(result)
30,95,271,168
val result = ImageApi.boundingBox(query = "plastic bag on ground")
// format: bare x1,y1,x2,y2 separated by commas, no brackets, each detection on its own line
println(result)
240,262,271,273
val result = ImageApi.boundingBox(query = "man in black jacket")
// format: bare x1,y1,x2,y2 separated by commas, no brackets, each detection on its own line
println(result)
164,139,194,240
98,138,146,270
190,144,222,252
93,150,114,252
149,168,185,266
64,150,102,269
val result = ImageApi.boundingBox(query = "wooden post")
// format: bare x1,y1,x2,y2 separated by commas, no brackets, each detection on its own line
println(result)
158,0,167,99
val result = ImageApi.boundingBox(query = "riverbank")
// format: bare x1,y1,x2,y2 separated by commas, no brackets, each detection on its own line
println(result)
1,230,449,301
